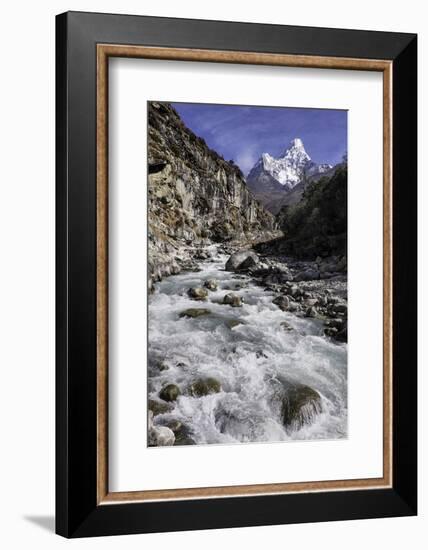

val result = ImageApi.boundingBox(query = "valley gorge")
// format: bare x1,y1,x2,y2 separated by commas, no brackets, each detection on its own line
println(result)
148,102,276,291
147,102,348,447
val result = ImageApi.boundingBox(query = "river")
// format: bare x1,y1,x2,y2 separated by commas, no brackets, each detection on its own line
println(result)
148,246,347,445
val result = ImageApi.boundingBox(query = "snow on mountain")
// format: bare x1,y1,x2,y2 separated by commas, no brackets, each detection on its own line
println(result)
247,138,332,193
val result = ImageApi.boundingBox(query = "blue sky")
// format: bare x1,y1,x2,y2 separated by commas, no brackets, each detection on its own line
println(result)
171,102,347,175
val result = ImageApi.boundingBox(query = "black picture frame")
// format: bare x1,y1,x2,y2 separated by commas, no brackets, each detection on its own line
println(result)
56,11,417,538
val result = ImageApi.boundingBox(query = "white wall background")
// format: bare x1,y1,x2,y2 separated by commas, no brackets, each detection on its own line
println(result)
0,0,424,547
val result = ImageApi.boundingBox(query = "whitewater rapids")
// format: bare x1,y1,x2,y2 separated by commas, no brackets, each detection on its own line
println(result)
148,247,347,445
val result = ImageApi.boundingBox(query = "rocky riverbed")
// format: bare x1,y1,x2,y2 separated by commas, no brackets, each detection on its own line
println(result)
148,244,347,447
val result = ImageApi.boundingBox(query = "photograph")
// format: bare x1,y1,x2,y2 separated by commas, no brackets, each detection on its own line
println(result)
147,101,348,447
0,1,420,544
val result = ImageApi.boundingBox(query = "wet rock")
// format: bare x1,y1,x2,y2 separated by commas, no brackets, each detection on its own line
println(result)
319,260,336,273
294,268,319,282
324,312,347,342
223,293,242,307
225,250,259,272
274,380,322,431
164,420,196,446
324,327,338,338
204,278,218,291
288,285,301,298
280,321,293,332
194,248,212,260
329,274,347,282
179,308,211,318
287,301,300,313
148,411,175,446
273,266,293,283
187,287,208,301
240,255,259,270
317,295,328,307
332,302,347,315
234,281,248,290
225,319,245,329
305,306,318,318
335,256,347,272
272,295,290,311
263,273,280,286
325,318,345,330
336,326,348,342
148,399,173,416
159,383,181,402
148,359,169,373
189,377,221,397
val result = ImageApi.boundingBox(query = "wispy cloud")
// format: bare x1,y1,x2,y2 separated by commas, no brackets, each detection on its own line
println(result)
171,102,347,175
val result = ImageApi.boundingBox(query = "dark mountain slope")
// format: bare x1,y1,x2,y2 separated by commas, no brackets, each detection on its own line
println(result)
277,164,347,258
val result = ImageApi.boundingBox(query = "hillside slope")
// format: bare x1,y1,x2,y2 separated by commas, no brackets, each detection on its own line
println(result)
277,164,347,258
148,102,275,286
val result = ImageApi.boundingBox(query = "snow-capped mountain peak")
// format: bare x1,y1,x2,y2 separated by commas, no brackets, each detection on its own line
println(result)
248,137,321,191
246,138,334,210
284,137,307,156
248,138,333,192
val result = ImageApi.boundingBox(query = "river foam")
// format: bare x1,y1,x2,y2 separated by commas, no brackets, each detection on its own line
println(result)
148,248,347,445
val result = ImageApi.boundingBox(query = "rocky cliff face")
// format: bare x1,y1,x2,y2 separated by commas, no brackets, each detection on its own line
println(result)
148,102,275,288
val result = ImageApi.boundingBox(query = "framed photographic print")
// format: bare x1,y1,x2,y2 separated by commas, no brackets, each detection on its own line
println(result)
56,11,417,538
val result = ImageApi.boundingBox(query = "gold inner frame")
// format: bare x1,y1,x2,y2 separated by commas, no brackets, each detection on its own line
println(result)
96,44,393,504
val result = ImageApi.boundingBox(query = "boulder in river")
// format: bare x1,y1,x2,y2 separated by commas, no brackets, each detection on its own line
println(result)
335,256,347,272
294,268,320,282
194,248,212,260
335,326,347,342
225,318,245,329
148,411,175,446
223,293,242,307
179,308,211,318
189,377,222,397
324,317,347,342
288,285,301,298
331,302,347,315
159,383,181,402
225,250,259,272
148,359,169,375
305,306,318,318
324,327,338,337
164,419,196,446
148,399,173,416
325,318,345,330
187,287,208,301
272,295,290,311
274,380,322,431
204,278,218,291
233,281,248,290
280,320,293,332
